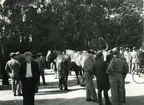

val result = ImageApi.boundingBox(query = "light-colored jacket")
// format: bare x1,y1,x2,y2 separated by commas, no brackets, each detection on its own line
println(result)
107,54,129,80
81,53,95,73
124,51,131,63
5,58,20,78
131,51,138,63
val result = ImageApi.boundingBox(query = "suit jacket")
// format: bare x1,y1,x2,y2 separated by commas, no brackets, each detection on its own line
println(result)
18,60,40,84
93,58,109,82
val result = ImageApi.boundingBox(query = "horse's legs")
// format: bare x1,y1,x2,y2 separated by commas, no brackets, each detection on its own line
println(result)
64,75,68,90
59,77,63,90
54,70,58,79
50,63,53,72
75,70,80,84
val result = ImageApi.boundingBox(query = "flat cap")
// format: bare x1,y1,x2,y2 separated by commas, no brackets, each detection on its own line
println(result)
24,51,33,57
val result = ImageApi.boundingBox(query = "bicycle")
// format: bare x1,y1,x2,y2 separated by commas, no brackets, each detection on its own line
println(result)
132,65,144,84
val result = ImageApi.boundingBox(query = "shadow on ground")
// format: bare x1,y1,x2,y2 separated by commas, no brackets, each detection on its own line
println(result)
38,78,83,89
0,95,144,105
0,85,11,90
36,87,86,95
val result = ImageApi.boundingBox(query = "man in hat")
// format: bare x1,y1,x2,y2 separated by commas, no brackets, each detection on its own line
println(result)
93,50,111,105
107,48,129,105
81,51,98,102
18,51,40,105
5,52,21,96
36,53,46,85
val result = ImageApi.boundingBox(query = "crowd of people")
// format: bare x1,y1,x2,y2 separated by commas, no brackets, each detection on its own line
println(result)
0,46,142,105
3,51,46,105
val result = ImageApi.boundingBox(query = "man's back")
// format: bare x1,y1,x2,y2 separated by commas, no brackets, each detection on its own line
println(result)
107,55,128,80
5,59,20,78
94,59,108,82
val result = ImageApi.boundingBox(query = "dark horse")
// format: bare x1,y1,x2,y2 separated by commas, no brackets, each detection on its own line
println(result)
46,50,71,90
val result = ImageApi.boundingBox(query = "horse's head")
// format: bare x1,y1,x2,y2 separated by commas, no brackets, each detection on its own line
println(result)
46,50,57,68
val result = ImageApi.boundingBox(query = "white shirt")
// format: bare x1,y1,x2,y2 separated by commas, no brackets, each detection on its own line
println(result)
131,51,137,63
26,62,33,78
103,50,108,61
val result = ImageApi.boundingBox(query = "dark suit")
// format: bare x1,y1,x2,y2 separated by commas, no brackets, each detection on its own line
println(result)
93,58,111,105
18,61,40,105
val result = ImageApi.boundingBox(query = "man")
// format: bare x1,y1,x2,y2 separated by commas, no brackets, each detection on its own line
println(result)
93,50,111,105
18,52,40,105
81,52,98,102
124,47,132,73
36,53,46,85
5,52,21,96
131,47,139,73
107,48,129,105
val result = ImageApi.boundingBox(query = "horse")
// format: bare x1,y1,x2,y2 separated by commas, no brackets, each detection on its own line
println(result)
46,50,71,90
65,49,96,85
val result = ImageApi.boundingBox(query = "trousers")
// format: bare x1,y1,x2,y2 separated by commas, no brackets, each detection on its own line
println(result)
38,70,46,85
22,78,36,105
11,78,21,95
109,78,124,105
85,72,97,100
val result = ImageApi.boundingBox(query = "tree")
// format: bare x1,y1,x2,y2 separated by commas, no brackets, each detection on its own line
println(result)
0,0,143,53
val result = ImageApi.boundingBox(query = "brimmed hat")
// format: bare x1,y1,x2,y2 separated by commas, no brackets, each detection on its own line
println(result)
133,47,136,50
9,52,16,57
15,51,20,55
112,47,119,54
82,50,88,53
24,51,33,57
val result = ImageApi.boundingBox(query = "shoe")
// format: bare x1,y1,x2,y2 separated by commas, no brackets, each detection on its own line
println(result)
106,102,112,105
18,93,23,96
13,93,17,96
86,99,92,101
93,99,99,103
43,83,47,85
123,100,126,103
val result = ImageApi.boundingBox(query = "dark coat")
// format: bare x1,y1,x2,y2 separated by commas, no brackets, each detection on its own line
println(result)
18,61,40,84
93,58,110,91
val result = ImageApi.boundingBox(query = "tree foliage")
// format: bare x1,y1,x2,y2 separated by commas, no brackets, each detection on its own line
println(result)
0,0,143,54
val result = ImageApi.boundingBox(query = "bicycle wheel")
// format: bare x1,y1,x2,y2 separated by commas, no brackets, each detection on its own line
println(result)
132,69,144,84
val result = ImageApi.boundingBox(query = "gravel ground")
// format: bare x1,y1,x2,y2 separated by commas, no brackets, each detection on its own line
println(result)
0,70,144,105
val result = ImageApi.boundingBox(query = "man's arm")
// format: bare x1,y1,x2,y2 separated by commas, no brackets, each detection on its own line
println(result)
107,59,114,73
123,61,129,77
33,61,40,82
18,63,25,82
5,62,10,72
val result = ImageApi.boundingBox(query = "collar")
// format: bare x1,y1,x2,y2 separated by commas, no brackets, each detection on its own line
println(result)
27,62,31,64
